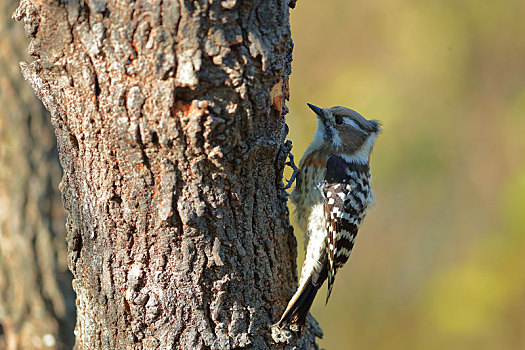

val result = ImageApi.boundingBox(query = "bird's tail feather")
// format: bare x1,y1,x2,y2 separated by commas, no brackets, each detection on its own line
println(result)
277,275,320,330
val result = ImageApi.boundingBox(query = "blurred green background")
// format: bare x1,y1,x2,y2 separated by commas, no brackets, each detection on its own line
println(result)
286,1,525,349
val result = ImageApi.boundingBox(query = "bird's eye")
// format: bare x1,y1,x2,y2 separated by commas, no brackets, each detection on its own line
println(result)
335,116,344,125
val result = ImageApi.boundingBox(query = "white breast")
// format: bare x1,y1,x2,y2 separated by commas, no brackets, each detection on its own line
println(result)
290,165,325,236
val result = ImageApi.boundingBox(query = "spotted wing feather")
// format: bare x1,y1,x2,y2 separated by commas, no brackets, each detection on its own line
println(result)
322,155,370,303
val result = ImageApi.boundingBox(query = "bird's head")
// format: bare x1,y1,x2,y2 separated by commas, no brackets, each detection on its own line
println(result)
308,103,381,163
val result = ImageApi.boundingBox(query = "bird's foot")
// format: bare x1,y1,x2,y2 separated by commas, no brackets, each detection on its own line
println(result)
283,152,299,190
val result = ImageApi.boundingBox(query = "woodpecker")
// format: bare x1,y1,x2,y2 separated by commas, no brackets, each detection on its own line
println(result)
278,103,381,330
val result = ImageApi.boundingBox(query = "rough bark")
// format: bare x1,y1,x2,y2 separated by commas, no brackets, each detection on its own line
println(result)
14,0,321,348
0,1,76,349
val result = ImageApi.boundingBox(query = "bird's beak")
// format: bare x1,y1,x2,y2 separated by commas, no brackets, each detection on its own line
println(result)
307,103,326,121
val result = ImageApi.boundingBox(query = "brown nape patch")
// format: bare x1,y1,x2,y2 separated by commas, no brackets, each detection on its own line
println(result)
339,127,367,154
302,154,327,169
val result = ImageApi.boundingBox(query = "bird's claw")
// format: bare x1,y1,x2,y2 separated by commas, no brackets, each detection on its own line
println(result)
283,152,299,190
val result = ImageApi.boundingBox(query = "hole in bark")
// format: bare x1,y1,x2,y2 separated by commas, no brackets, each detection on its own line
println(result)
110,195,122,204
94,74,101,96
123,298,131,313
151,132,159,145
69,133,79,151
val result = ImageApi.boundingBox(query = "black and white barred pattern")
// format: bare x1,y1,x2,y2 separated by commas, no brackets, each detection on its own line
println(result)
322,155,372,302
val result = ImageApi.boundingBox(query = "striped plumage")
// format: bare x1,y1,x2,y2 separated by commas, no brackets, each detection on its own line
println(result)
278,103,380,331
323,155,371,302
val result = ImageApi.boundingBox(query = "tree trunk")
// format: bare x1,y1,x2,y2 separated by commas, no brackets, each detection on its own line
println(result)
14,0,321,348
0,1,76,349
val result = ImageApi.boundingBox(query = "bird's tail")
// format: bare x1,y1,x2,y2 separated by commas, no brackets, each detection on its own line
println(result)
277,274,320,330
277,259,328,331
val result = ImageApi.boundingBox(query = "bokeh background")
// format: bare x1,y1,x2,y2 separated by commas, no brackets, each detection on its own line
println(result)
286,1,525,349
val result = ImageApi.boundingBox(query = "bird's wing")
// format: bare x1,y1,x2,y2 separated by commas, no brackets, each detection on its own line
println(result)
323,155,368,303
